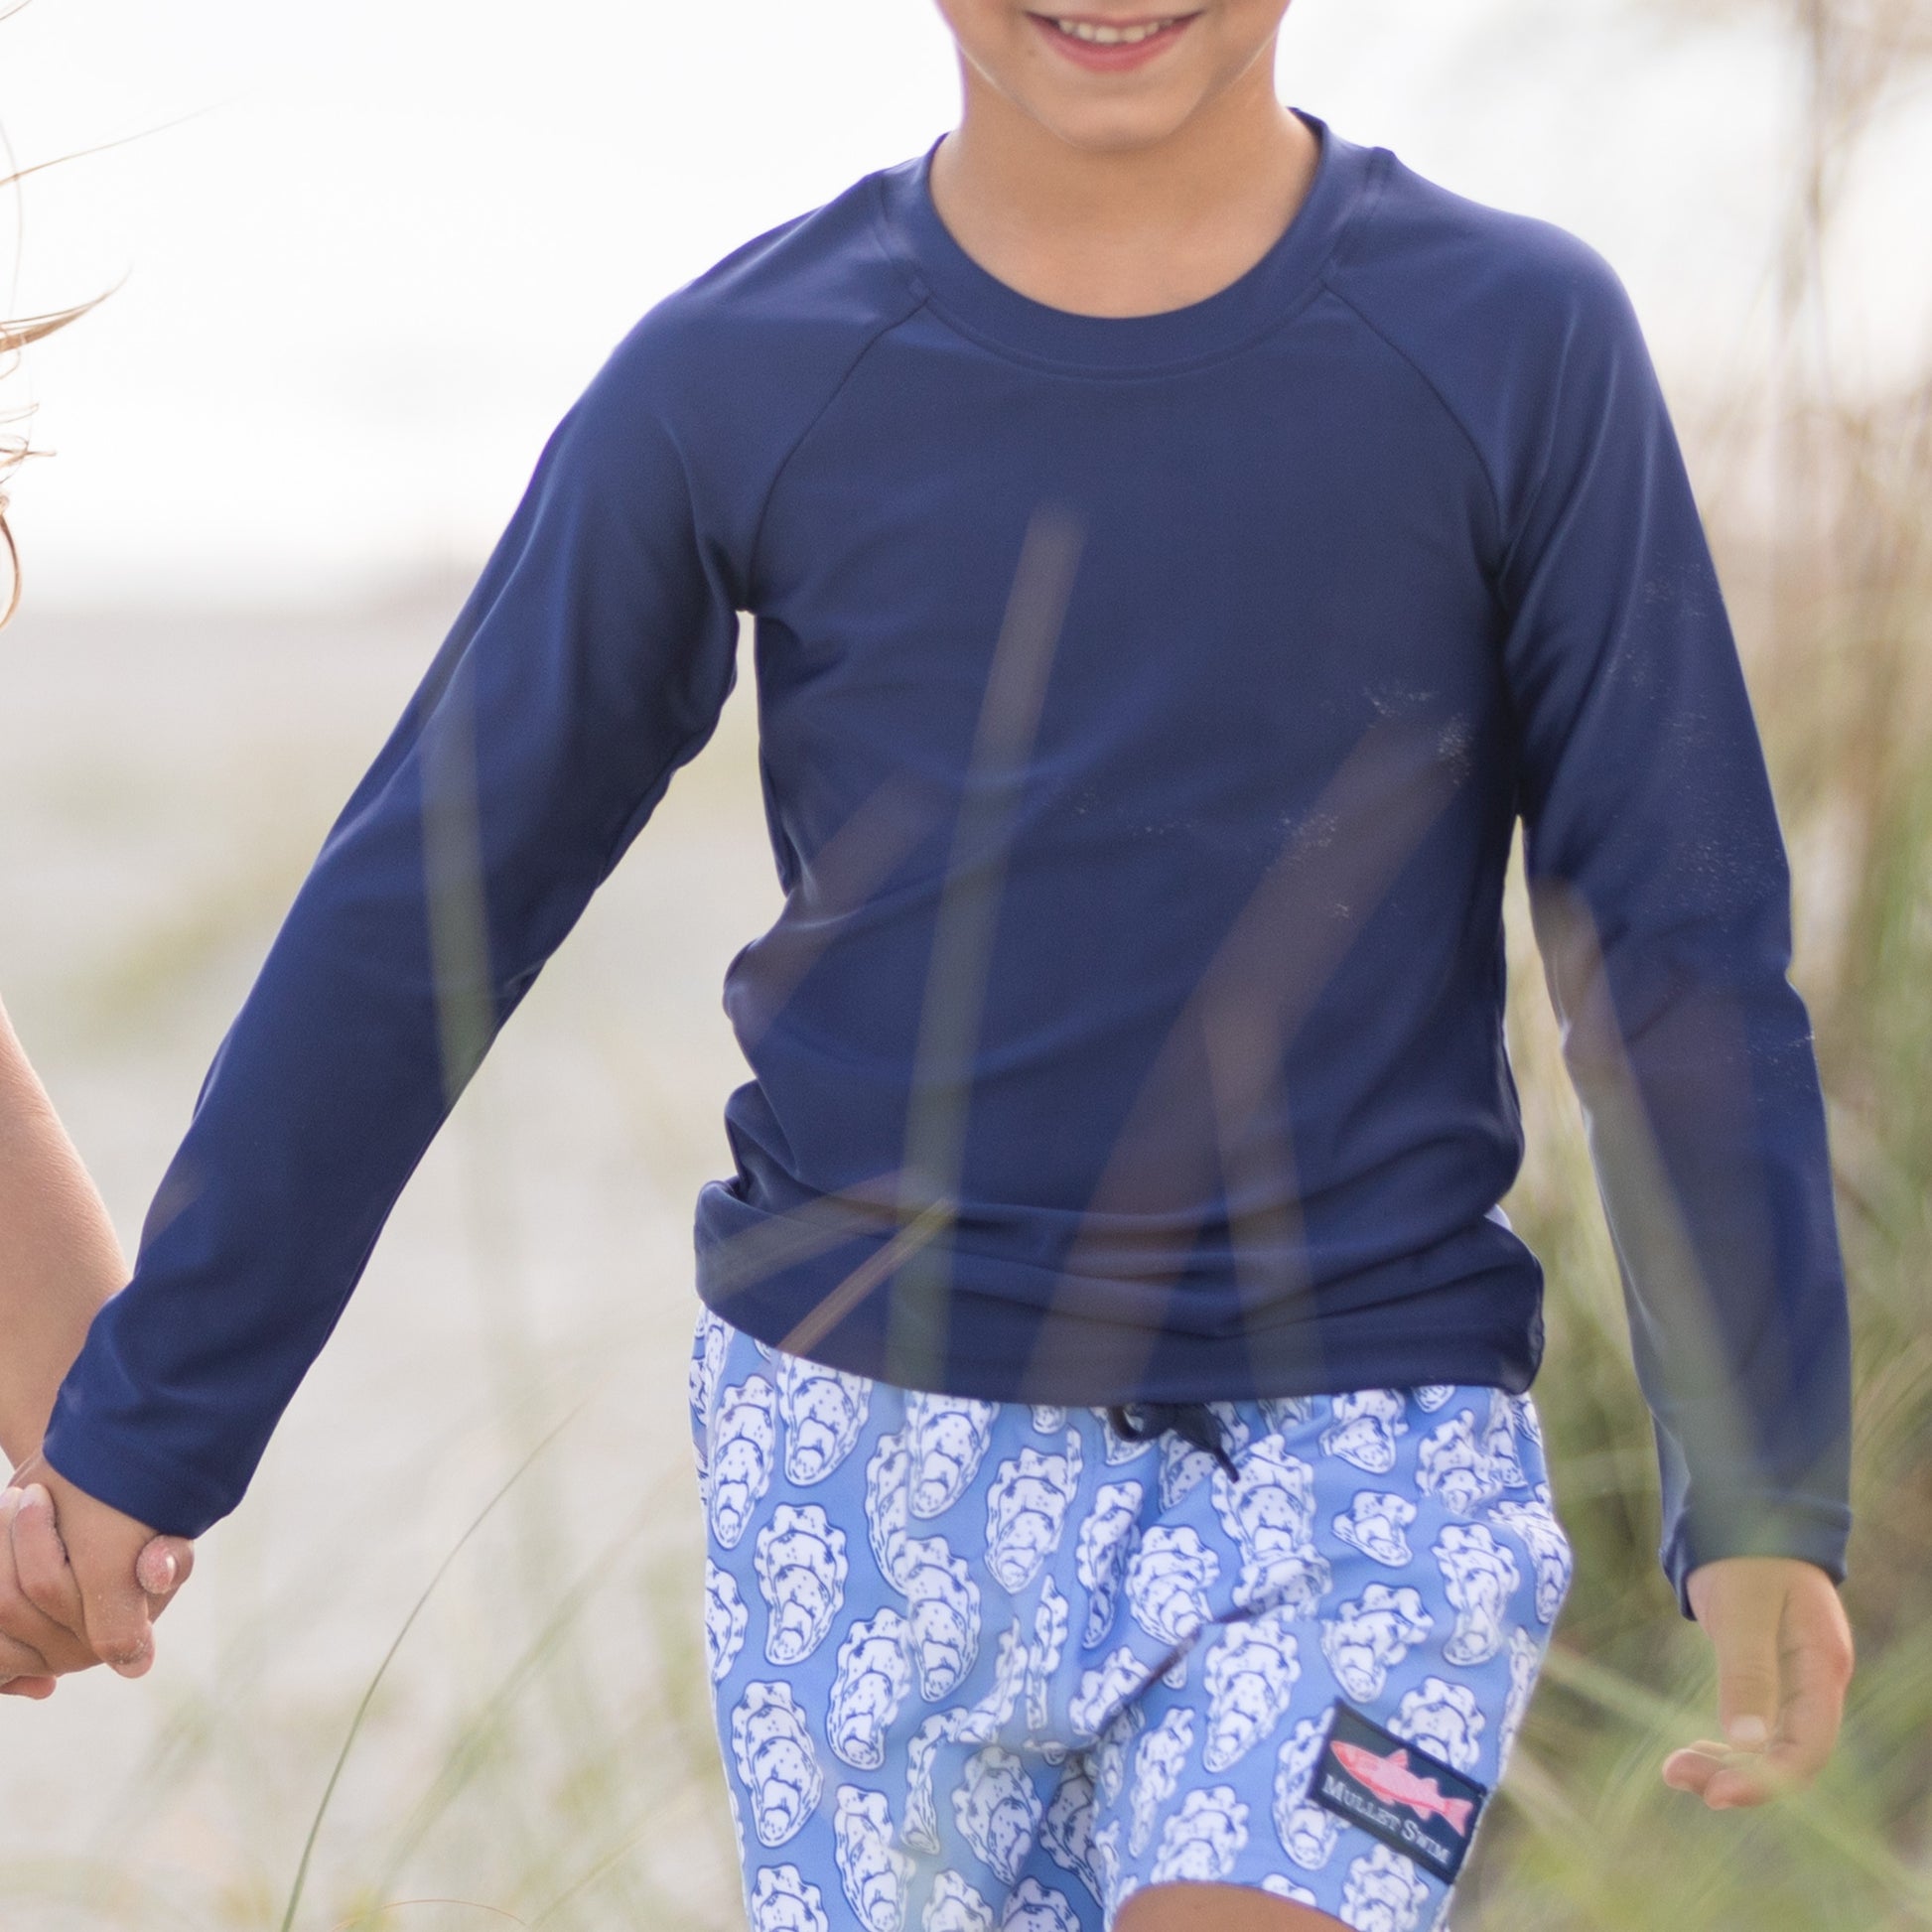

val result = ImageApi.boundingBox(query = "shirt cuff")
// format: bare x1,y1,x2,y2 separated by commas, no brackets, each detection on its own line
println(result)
39,1412,236,1540
1663,1492,1852,1620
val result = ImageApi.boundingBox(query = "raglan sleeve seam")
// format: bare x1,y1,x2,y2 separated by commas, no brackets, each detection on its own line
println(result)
741,298,930,602
1319,275,1511,565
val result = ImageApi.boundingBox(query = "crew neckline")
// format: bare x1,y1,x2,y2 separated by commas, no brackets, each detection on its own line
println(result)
873,108,1380,374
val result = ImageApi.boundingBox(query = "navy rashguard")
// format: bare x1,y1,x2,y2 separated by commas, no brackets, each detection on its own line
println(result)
43,111,1852,1608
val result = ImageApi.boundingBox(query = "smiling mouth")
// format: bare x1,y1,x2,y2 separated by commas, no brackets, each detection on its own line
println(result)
1026,11,1203,61
1039,13,1193,43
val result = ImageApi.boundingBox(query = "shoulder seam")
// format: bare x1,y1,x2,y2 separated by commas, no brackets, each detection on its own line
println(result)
742,292,927,601
1317,272,1508,551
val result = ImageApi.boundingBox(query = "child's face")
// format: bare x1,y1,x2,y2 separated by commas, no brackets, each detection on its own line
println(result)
933,2,1295,152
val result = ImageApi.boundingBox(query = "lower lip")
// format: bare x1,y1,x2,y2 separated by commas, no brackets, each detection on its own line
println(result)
1026,13,1198,73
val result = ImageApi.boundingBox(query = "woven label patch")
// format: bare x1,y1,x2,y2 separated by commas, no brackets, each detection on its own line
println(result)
1309,1702,1489,1883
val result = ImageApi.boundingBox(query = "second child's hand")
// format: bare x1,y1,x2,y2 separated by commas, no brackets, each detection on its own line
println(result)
1,1452,194,1690
0,1486,64,1697
1663,1555,1855,1809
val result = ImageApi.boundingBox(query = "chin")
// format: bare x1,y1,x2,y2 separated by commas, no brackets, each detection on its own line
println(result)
1019,92,1205,153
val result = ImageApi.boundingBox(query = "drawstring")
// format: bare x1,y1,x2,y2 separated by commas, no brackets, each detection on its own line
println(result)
1105,1401,1240,1481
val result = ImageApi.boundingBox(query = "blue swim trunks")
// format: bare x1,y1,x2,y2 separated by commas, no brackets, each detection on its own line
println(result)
690,1311,1573,1932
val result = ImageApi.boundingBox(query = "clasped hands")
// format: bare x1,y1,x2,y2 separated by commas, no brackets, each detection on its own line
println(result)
0,1451,195,1698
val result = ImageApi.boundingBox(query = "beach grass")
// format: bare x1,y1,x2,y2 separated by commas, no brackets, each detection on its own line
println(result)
3,5,1929,1926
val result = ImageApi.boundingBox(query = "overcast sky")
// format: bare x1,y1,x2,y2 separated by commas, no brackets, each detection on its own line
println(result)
3,0,1926,608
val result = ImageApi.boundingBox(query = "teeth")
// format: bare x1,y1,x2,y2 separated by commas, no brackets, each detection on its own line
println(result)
1053,16,1178,44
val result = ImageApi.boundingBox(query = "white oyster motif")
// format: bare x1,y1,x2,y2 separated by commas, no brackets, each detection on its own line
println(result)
704,1558,750,1683
866,1432,982,1699
952,1744,1042,1886
731,1681,823,1848
921,1870,993,1932
1026,1579,1070,1735
1038,1762,1104,1903
710,1375,778,1549
1201,1617,1303,1772
1088,1700,1145,1803
1498,1623,1542,1768
777,1353,872,1485
1318,1583,1434,1704
1331,1489,1417,1569
1073,1479,1143,1650
1433,1522,1520,1667
1339,1843,1433,1931
834,1784,914,1932
1259,1394,1317,1434
1149,1787,1249,1884
1212,1441,1331,1613
1262,1874,1320,1907
689,1310,731,1439
1273,1715,1341,1872
999,1877,1081,1932
1415,1409,1505,1517
1391,1674,1485,1773
906,1393,999,1519
1100,1412,1158,1465
1487,1482,1573,1625
827,1608,914,1771
1125,1525,1219,1656
750,1864,829,1932
1320,1390,1408,1474
1126,1708,1195,1856
1069,1646,1148,1747
985,1433,1084,1593
755,1503,850,1666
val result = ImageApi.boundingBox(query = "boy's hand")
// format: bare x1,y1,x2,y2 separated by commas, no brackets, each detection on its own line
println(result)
0,1451,195,1692
1662,1555,1855,1808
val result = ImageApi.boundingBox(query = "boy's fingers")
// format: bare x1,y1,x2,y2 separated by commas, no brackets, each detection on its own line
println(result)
74,1563,156,1678
135,1535,196,1607
1663,1738,1782,1809
0,1675,58,1699
1660,1742,1725,1795
1703,1760,1783,1809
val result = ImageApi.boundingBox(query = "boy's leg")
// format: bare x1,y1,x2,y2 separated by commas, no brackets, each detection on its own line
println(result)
1119,1885,1340,1931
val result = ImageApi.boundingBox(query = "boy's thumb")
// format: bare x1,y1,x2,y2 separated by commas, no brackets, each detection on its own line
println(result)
78,1570,157,1678
135,1535,194,1600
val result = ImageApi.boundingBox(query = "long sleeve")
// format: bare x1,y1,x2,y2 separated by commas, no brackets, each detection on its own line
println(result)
1499,254,1853,1613
42,328,744,1537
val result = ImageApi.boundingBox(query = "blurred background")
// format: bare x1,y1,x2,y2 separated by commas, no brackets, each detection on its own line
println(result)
0,0,1927,1926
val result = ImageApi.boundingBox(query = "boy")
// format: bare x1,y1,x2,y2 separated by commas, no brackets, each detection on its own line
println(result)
3,3,1855,1928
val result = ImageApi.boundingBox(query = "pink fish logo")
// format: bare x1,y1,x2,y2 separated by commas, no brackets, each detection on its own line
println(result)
1330,1740,1474,1836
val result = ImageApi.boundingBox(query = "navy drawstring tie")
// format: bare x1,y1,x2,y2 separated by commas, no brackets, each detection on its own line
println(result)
1105,1401,1241,1480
